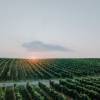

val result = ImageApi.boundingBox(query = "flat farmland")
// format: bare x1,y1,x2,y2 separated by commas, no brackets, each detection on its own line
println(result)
0,58,100,81
0,58,100,100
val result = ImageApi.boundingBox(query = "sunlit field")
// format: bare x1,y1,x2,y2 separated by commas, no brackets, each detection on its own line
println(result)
0,58,100,81
0,58,100,100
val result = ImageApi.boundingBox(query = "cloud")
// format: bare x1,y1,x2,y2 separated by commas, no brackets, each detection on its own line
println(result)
22,41,71,52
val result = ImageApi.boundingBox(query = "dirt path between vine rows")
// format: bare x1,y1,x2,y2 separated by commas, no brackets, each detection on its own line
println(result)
0,79,62,87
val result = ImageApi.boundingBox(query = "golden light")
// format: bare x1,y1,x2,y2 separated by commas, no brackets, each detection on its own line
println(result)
27,56,40,63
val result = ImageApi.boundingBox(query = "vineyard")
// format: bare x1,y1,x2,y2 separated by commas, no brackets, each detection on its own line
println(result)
0,58,100,81
0,78,100,100
0,58,100,100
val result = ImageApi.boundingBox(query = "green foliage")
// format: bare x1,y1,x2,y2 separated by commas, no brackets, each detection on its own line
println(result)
0,58,100,81
0,59,100,100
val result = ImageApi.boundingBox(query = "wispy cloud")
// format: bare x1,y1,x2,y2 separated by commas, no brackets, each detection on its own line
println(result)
22,41,71,52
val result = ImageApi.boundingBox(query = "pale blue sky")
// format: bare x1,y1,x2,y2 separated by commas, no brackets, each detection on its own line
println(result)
0,0,100,58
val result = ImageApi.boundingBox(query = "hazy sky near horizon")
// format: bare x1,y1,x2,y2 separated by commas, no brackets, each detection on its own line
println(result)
0,0,100,58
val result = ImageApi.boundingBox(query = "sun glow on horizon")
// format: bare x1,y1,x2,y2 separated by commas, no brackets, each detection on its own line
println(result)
26,56,41,63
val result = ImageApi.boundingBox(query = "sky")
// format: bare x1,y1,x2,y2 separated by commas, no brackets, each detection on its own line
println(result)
0,0,100,58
